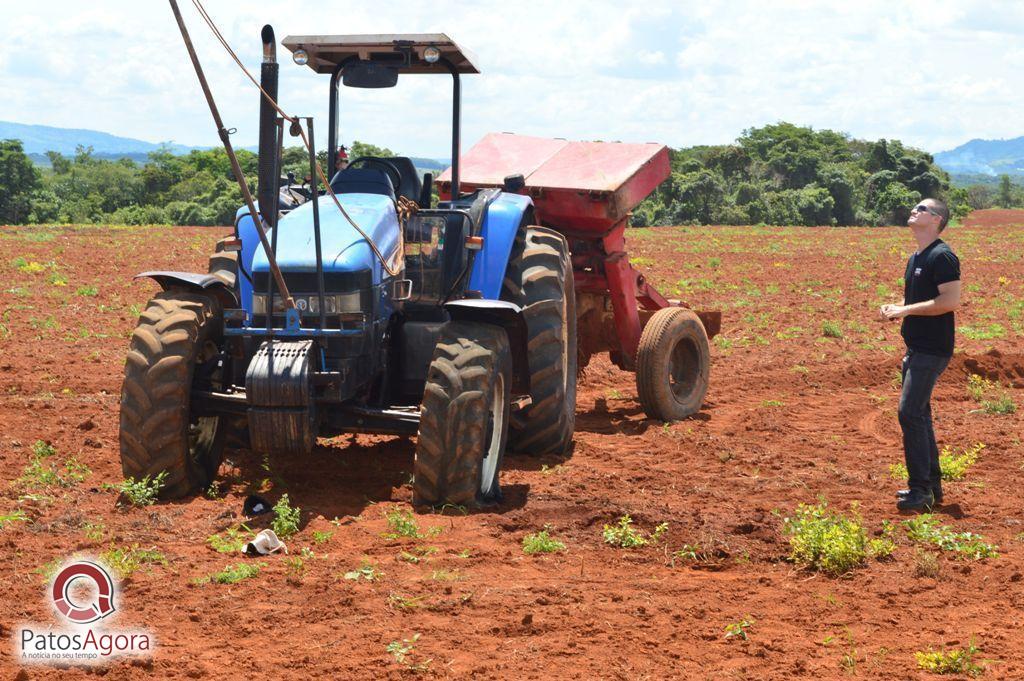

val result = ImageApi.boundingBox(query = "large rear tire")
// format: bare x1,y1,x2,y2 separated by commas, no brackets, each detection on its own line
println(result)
501,226,577,456
636,307,710,421
413,322,511,508
119,291,226,498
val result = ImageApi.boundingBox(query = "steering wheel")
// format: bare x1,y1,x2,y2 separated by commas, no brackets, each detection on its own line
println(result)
347,157,402,194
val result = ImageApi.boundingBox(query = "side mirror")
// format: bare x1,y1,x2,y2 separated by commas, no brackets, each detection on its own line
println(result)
343,61,399,88
503,174,526,193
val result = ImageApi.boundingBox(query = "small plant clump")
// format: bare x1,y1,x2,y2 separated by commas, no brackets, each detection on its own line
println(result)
207,525,252,553
821,320,843,338
114,471,167,507
384,508,422,539
344,560,383,582
903,515,998,559
890,442,984,482
386,633,431,671
522,526,567,555
602,515,668,549
867,521,897,559
724,617,754,641
100,544,167,578
18,441,90,492
271,494,301,538
967,374,1017,415
781,500,867,575
915,640,984,676
202,563,260,585
0,509,30,530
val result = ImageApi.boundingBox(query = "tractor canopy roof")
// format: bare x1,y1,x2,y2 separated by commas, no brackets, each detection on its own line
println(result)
281,33,479,75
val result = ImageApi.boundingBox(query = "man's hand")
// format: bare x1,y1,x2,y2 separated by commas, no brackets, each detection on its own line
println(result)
879,303,907,321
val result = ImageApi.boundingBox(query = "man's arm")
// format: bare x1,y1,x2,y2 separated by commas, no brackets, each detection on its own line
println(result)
882,280,960,320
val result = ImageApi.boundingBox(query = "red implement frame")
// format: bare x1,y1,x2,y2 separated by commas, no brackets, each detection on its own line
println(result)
438,133,721,370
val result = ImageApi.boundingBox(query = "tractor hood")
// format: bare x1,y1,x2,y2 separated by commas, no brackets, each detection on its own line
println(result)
251,193,400,281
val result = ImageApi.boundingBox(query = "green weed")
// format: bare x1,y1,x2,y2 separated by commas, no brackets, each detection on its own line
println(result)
915,640,984,676
100,544,167,578
399,546,438,564
113,471,167,507
18,441,90,491
386,633,431,671
781,500,867,575
890,442,984,481
312,530,333,545
384,508,422,539
903,515,998,559
724,617,754,641
208,563,260,585
344,560,383,582
602,515,668,549
75,285,99,297
821,320,843,339
0,509,29,530
522,526,566,555
206,525,252,553
271,494,301,538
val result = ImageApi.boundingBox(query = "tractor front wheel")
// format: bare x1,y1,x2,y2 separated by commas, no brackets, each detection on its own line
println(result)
119,291,226,498
635,307,710,421
413,322,511,508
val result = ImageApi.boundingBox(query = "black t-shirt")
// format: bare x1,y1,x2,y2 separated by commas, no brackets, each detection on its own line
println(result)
901,238,960,357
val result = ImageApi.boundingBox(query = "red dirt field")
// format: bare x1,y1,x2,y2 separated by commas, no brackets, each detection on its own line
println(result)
0,210,1022,679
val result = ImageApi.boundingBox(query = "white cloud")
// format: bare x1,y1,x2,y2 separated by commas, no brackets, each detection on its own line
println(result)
1,0,1022,156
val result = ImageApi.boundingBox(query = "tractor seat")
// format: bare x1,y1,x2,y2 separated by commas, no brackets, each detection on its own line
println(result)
329,167,396,200
357,156,423,206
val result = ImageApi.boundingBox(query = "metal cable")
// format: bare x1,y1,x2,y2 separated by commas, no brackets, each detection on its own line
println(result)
189,0,404,277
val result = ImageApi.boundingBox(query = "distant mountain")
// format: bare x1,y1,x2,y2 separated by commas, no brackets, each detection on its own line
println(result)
934,136,1024,178
0,120,195,157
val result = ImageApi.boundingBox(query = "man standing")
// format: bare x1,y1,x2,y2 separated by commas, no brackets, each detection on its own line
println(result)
880,198,961,512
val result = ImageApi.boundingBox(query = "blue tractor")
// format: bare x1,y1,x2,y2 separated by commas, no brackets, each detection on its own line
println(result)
119,31,577,507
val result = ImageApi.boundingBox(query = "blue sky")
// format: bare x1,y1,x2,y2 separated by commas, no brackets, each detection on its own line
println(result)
2,1,1023,157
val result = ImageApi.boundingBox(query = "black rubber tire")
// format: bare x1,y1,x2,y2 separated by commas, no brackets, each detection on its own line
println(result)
208,236,239,288
500,226,577,456
413,322,511,508
635,307,711,421
119,291,226,498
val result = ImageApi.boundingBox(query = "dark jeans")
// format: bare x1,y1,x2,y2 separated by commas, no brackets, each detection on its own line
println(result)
898,350,950,493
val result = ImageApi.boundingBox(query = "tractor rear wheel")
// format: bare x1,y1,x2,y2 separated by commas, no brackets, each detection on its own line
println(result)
635,307,710,421
501,226,577,456
413,322,511,508
119,291,226,498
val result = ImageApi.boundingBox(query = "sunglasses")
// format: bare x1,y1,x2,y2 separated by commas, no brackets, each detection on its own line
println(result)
911,204,940,217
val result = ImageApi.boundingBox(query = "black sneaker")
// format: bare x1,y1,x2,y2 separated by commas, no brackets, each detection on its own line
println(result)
896,487,943,505
897,489,934,512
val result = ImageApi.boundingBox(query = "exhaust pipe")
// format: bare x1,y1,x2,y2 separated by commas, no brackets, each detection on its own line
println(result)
257,24,280,228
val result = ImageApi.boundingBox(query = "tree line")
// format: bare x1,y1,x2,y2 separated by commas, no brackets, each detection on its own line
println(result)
1,122,1021,227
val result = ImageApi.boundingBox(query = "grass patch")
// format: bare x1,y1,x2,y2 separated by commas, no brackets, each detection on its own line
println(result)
821,320,843,339
100,544,167,577
113,471,167,507
889,442,984,481
271,494,301,538
602,515,668,549
960,323,1006,340
75,285,99,297
781,500,866,575
903,515,998,559
311,530,333,545
522,526,566,555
